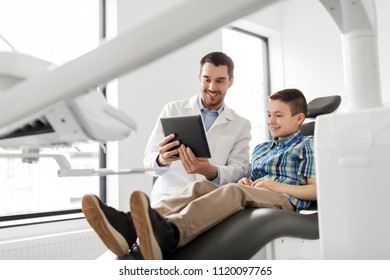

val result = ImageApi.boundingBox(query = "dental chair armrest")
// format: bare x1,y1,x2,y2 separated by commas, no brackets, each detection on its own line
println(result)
169,208,318,260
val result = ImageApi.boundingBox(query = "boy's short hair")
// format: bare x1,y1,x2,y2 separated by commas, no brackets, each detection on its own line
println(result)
269,88,308,117
200,52,234,79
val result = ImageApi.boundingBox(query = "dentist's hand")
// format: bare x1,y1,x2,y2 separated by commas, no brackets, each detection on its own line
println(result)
179,144,218,181
156,134,180,166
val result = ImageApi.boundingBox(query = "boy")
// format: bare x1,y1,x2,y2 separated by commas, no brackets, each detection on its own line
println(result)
129,88,316,259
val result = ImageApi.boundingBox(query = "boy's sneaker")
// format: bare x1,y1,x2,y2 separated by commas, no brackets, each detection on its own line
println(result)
82,194,137,257
130,191,179,260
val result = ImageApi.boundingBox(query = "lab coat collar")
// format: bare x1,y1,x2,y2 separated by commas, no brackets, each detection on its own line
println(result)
184,95,201,112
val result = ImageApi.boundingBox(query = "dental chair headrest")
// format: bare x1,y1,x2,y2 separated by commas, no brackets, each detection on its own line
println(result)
306,95,342,118
300,95,341,136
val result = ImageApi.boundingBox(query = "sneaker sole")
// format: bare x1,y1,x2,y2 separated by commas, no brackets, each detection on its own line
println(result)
130,191,162,260
82,195,129,257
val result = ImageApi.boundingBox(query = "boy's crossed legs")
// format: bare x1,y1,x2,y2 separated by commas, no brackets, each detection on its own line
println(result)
83,180,294,259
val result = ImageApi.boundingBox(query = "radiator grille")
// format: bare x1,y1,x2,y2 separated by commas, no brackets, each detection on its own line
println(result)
0,230,106,260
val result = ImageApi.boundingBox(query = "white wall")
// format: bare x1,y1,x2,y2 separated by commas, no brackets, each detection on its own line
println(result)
111,0,390,210
241,0,345,104
273,0,390,107
280,0,345,104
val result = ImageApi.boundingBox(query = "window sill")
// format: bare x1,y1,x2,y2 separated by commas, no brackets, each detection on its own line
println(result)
0,214,89,242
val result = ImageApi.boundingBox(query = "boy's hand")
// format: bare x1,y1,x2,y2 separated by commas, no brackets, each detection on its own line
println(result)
237,177,253,186
252,177,279,192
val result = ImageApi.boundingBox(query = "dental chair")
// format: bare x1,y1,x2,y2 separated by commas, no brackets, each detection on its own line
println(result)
110,94,341,260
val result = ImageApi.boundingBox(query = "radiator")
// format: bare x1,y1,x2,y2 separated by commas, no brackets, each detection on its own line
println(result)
0,229,107,260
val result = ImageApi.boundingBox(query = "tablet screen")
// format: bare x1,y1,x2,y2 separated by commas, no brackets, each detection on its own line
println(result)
160,115,211,158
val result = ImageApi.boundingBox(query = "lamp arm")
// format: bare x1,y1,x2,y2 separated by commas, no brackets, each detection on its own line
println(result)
0,0,276,135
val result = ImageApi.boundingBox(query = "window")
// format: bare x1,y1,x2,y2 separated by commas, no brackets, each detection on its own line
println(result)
222,28,271,151
0,0,102,219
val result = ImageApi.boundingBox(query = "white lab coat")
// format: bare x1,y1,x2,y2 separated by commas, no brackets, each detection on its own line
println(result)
144,95,251,205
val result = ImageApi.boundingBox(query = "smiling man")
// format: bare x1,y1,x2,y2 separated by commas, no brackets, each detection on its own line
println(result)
199,56,232,110
143,51,252,206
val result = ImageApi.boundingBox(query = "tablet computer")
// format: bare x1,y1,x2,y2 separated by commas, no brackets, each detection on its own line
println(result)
160,115,211,158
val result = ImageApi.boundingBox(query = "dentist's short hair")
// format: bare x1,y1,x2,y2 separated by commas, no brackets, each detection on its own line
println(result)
200,52,234,79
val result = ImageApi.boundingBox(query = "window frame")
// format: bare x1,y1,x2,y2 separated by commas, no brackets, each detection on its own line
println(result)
0,0,107,227
223,26,272,141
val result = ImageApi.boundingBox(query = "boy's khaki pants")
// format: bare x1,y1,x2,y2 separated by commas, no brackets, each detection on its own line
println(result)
153,180,294,247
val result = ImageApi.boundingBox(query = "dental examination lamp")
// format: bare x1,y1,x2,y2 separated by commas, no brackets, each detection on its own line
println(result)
0,0,388,259
0,52,137,146
0,51,142,176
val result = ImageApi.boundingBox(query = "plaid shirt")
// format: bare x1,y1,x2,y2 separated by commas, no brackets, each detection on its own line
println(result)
249,130,315,210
